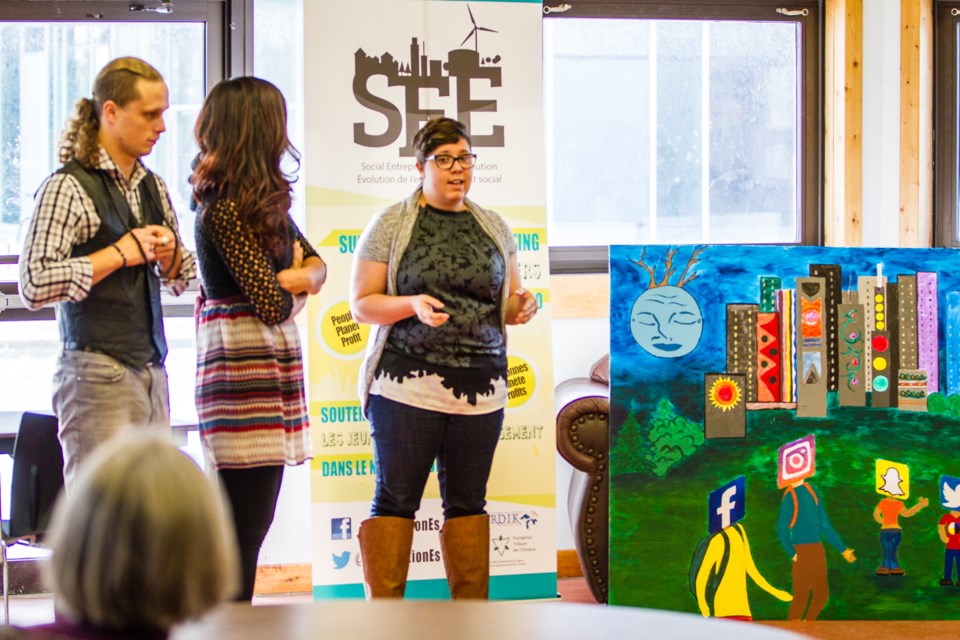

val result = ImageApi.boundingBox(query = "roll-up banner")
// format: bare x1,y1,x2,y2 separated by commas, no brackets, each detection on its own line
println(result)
304,0,556,600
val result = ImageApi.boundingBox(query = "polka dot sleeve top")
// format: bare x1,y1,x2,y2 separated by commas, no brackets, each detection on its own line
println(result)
195,199,319,326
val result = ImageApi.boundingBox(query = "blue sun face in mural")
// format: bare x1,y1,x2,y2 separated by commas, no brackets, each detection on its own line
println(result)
630,286,704,357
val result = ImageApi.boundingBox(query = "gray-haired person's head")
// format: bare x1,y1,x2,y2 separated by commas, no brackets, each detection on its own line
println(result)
45,431,238,631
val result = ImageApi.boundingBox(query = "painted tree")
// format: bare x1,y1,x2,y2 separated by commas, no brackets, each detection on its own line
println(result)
927,392,960,418
612,397,704,477
644,397,705,477
611,401,648,474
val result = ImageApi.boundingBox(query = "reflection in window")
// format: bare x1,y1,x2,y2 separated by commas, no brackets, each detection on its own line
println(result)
255,0,306,227
0,22,204,256
545,18,799,246
0,21,205,420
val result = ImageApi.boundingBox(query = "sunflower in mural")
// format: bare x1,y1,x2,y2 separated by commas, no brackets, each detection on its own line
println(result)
709,377,742,412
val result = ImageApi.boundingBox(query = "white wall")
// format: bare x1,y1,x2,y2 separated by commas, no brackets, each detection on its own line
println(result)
259,463,313,565
862,0,901,248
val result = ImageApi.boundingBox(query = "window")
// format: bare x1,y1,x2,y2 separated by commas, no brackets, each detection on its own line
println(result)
543,0,822,272
935,1,960,247
254,0,305,226
0,2,224,285
0,1,228,417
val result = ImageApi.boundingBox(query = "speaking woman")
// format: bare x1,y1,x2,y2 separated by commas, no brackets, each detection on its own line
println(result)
350,117,537,599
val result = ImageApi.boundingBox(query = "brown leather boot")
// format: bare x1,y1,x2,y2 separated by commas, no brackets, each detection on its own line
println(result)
439,514,490,599
358,517,415,598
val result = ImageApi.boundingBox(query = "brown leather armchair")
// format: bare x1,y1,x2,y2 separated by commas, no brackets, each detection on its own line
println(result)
555,373,609,604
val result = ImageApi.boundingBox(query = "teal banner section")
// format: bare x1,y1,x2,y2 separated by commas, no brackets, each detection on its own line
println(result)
313,583,365,599
314,572,557,601
491,572,558,600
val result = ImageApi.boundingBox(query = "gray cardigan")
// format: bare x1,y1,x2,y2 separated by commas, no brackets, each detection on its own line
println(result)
354,188,517,413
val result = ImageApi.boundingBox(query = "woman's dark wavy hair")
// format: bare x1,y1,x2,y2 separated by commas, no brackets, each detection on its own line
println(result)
190,77,299,258
412,117,472,165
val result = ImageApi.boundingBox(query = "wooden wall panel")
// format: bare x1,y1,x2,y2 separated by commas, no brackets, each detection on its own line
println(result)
900,0,933,247
825,0,863,246
551,274,609,319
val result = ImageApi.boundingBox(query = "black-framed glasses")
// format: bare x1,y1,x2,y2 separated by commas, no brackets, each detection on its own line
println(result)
425,153,477,170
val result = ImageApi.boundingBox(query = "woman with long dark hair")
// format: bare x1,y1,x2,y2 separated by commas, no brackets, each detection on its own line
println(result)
190,76,326,601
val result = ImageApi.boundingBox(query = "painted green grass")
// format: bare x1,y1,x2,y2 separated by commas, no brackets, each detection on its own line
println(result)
610,400,960,620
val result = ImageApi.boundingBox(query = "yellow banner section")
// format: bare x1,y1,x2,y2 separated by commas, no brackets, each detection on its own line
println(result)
311,452,374,476
306,185,393,208
316,300,369,357
529,288,550,305
511,227,547,251
309,453,442,503
486,206,549,226
311,400,365,423
316,229,365,251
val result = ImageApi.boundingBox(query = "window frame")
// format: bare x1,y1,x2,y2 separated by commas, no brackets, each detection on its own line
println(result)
543,0,823,273
0,0,249,320
935,0,960,248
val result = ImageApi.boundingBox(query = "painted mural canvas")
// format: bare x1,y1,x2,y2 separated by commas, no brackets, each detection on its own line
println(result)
609,244,960,621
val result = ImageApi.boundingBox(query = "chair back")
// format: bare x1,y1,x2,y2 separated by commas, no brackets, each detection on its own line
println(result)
7,413,64,540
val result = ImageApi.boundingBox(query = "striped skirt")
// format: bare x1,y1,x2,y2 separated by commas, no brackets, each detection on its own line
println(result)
195,297,312,469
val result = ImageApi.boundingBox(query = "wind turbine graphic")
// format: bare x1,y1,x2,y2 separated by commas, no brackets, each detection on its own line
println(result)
460,4,497,52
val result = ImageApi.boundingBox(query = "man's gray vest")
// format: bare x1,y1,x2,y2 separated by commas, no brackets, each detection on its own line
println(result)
56,160,167,368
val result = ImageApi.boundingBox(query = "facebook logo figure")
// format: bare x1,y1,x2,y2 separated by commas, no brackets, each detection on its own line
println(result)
331,517,352,540
708,476,746,534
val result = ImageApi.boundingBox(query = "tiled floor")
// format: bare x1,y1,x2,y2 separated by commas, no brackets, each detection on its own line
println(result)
3,577,596,626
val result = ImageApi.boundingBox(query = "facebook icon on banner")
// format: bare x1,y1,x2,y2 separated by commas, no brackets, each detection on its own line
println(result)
708,476,746,535
331,517,352,540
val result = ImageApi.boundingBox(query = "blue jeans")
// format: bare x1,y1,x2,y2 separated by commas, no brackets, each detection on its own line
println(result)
879,528,902,569
945,549,960,580
367,394,503,520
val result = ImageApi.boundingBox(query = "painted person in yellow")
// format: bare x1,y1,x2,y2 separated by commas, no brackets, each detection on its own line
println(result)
695,523,792,620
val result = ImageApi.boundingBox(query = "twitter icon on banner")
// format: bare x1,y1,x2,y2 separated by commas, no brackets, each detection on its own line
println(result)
332,551,350,570
939,475,960,510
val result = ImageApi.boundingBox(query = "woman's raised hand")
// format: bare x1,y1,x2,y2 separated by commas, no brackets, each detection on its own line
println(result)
411,294,450,327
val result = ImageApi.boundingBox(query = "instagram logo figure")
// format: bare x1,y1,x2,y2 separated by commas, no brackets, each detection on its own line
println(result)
778,435,816,488
776,434,856,620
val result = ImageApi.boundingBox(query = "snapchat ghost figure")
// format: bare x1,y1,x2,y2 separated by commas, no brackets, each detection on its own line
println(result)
630,285,704,358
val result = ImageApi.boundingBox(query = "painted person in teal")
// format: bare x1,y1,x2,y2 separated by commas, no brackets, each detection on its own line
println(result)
777,479,856,620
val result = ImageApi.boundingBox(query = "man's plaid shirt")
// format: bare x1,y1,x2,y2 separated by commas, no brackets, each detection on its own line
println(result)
18,147,196,309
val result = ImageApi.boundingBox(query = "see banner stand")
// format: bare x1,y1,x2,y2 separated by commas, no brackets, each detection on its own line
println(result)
303,0,556,600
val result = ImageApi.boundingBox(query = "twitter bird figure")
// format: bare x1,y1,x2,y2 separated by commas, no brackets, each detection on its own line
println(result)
938,476,960,586
941,475,960,510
